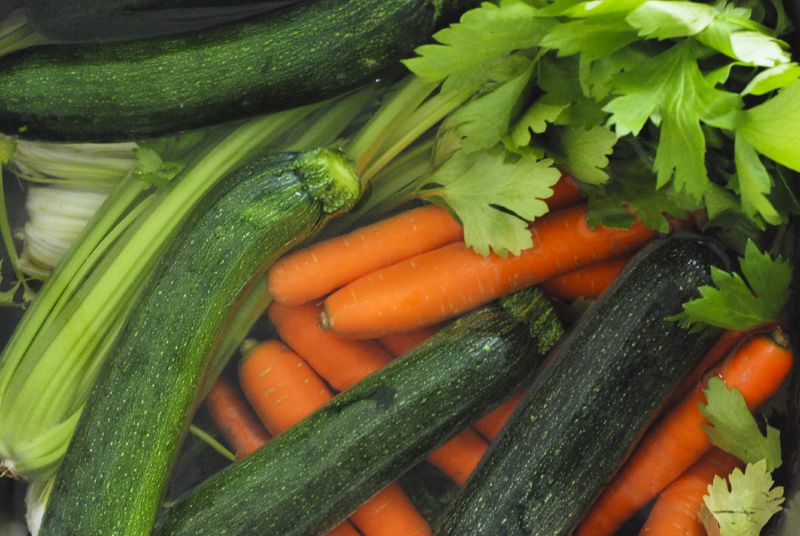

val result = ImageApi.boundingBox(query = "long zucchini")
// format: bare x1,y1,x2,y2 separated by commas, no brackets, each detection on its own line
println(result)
38,149,360,536
0,0,473,141
437,237,724,536
23,0,302,43
152,288,563,536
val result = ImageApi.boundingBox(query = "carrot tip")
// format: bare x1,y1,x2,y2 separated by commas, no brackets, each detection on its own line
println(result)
771,328,791,349
319,310,333,330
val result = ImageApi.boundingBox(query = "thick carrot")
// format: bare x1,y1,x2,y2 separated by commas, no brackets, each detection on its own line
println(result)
350,483,432,536
239,340,430,536
378,326,440,356
474,388,526,441
576,331,794,536
268,302,393,391
640,449,741,536
270,301,489,485
540,255,631,300
238,340,332,435
323,205,657,338
326,522,363,536
267,204,463,306
204,378,271,458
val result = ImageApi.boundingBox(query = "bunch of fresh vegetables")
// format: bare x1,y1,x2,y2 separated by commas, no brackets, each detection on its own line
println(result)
0,0,799,535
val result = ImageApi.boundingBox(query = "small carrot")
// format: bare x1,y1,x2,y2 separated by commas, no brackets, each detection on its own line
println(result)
540,255,631,301
350,483,432,536
238,340,332,435
640,449,741,536
378,326,441,356
575,330,794,536
546,173,582,210
474,388,526,441
271,301,488,485
268,302,392,391
267,204,464,306
323,205,657,338
239,340,430,536
204,378,271,458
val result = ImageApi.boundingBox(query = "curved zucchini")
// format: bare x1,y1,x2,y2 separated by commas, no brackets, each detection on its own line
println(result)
38,149,360,536
23,0,302,43
438,237,725,536
152,288,563,536
0,0,472,141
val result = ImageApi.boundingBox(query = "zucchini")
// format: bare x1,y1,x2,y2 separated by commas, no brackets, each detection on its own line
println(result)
0,0,473,141
152,288,563,536
38,149,360,536
23,0,302,43
437,237,724,536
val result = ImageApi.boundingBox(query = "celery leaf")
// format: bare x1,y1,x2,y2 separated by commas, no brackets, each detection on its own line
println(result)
700,460,784,536
737,82,800,173
700,377,782,471
626,1,717,39
419,147,560,257
673,241,791,331
552,125,616,184
734,134,781,225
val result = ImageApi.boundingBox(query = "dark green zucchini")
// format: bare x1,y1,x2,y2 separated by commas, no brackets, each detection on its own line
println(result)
38,149,360,536
152,288,563,536
437,237,725,536
24,0,302,43
0,0,474,141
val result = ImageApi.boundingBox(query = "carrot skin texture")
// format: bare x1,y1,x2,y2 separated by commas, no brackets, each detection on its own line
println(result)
540,255,630,301
268,204,463,306
350,483,432,536
269,302,393,391
473,388,526,441
239,340,429,536
576,333,794,536
204,379,271,458
323,204,657,338
326,522,363,536
546,174,582,210
271,301,489,485
379,326,440,357
640,449,741,536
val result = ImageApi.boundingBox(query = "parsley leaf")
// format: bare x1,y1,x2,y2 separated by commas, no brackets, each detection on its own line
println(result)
700,377,782,471
700,460,784,536
737,82,800,173
741,63,800,96
541,15,639,61
734,134,781,225
626,1,717,40
550,125,616,184
673,240,791,331
419,147,561,256
510,102,569,146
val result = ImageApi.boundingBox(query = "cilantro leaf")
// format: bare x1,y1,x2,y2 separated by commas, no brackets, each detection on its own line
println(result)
551,125,616,184
700,377,782,471
404,0,547,82
419,147,561,256
626,1,717,40
734,134,781,225
737,82,800,173
701,460,784,536
673,240,791,331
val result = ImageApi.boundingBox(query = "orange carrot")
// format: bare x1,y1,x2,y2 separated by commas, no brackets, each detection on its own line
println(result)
238,340,332,435
326,522,363,536
270,301,488,485
239,340,430,536
268,204,464,306
323,205,657,338
204,378,271,458
350,483,432,536
546,174,582,210
540,255,631,300
268,302,392,391
379,326,440,356
640,449,741,536
474,388,526,441
576,330,794,536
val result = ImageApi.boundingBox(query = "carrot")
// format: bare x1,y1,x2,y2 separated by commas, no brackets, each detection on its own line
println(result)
378,326,440,356
350,483,432,536
270,301,489,485
326,522,363,536
267,204,464,306
204,378,271,458
323,204,657,338
546,173,583,210
640,449,741,536
575,330,794,536
238,340,332,435
239,340,430,536
474,388,526,441
268,302,392,391
539,255,631,300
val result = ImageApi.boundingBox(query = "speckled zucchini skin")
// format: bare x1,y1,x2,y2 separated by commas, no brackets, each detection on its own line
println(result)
0,0,465,141
438,237,724,536
23,0,300,43
38,149,360,536
152,288,563,536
